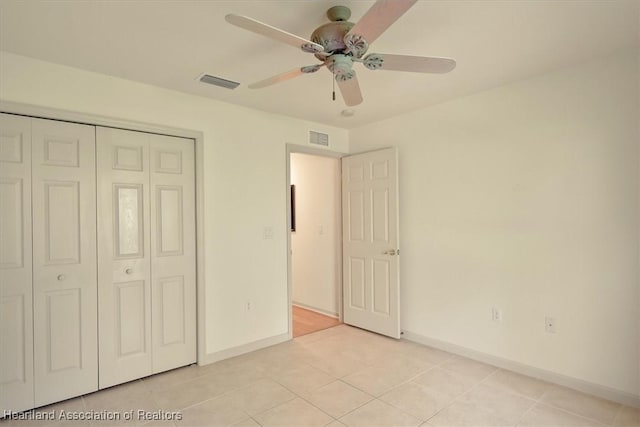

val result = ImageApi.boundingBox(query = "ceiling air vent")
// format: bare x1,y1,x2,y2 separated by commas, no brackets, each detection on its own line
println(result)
198,73,240,90
309,131,329,146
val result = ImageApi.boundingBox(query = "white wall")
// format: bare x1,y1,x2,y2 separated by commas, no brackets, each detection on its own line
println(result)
350,50,639,398
290,153,341,316
3,48,638,402
0,51,349,357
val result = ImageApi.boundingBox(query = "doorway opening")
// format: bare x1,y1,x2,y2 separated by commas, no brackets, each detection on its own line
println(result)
287,146,401,339
288,150,343,337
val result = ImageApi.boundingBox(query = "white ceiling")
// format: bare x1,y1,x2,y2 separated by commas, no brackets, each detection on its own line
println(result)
1,1,638,129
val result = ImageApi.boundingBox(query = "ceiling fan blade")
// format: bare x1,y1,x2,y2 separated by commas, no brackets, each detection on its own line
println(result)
336,72,363,106
226,14,324,54
248,64,323,89
363,54,456,73
345,0,417,56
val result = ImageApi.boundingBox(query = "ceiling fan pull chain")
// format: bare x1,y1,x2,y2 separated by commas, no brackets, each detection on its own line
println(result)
332,70,336,101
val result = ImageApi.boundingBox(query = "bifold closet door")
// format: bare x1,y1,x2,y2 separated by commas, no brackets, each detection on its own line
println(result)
97,128,152,388
97,127,196,388
0,114,34,413
31,118,98,406
149,135,196,374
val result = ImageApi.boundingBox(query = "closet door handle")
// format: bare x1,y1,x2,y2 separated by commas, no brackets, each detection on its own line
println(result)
125,268,133,275
57,274,66,281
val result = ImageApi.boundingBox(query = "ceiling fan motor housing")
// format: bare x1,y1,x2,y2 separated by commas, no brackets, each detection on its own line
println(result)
310,21,355,59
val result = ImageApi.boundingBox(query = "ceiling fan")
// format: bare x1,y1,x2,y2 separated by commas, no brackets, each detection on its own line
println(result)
225,0,456,107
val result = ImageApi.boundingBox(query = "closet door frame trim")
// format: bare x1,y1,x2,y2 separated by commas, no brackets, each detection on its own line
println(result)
0,101,207,366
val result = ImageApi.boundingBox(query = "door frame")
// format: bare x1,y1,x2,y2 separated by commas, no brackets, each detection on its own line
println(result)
286,144,346,339
0,100,208,365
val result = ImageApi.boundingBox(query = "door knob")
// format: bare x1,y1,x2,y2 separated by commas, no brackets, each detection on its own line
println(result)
57,274,65,281
125,268,133,275
383,249,398,256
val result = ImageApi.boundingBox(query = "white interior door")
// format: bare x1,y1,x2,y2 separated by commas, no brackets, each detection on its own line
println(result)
31,118,98,406
342,148,400,338
0,113,34,413
97,127,152,388
149,134,196,373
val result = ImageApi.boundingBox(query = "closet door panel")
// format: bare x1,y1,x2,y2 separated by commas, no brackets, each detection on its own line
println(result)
31,118,97,407
0,113,33,413
150,135,196,373
97,127,152,388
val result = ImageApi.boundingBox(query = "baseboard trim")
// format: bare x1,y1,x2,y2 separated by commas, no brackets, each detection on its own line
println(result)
292,302,339,319
198,333,290,366
402,330,640,409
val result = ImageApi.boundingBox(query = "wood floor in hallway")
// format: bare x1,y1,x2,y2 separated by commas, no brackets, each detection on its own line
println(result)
292,305,341,338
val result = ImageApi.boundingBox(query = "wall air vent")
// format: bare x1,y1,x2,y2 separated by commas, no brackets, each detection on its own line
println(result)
309,131,329,146
198,74,240,90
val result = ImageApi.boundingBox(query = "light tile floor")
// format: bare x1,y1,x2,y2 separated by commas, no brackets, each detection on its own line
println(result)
2,324,639,427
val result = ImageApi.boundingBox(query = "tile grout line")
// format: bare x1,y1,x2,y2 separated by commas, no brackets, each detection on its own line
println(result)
265,372,342,423
533,401,613,427
335,350,491,424
517,382,557,426
436,357,620,426
148,368,274,416
477,367,538,427
419,357,535,424
321,379,386,423
423,372,489,424
508,381,612,427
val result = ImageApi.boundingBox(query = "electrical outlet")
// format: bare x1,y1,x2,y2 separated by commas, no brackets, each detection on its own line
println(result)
545,316,556,333
491,307,502,322
263,226,273,240
246,301,252,311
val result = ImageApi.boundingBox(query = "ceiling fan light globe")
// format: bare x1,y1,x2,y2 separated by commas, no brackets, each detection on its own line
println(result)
327,54,354,76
